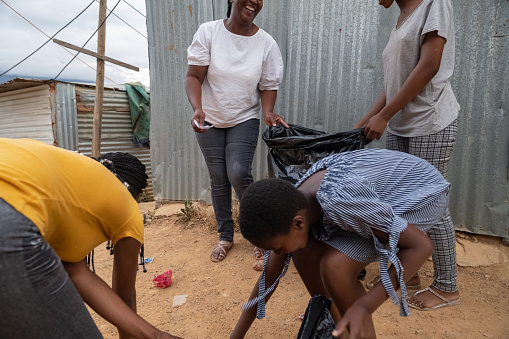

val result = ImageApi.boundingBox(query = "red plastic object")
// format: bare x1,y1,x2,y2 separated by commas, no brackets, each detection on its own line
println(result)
152,270,172,288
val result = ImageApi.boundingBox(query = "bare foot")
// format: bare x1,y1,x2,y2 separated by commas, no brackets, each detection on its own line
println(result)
252,259,263,271
407,286,460,310
406,273,421,289
367,273,421,290
254,246,266,260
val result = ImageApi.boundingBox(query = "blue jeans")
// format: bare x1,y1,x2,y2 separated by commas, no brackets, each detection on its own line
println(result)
0,198,103,338
196,118,259,242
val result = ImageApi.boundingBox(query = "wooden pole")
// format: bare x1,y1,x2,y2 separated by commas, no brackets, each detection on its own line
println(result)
92,0,107,158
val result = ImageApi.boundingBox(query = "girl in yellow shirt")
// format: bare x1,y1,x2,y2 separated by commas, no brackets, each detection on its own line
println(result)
0,138,181,339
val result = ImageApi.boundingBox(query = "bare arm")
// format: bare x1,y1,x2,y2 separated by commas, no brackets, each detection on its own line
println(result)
333,224,434,338
185,64,209,133
353,90,386,129
64,238,182,339
230,251,288,339
112,237,143,339
260,90,289,128
362,31,446,140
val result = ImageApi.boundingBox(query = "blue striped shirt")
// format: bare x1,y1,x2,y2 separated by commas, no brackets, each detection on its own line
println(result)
244,148,450,318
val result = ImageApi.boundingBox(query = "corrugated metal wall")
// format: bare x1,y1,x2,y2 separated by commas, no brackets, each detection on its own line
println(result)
74,86,154,197
0,84,54,145
146,0,509,238
52,82,78,151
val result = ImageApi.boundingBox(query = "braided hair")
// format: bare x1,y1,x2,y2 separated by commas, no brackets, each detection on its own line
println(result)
227,0,232,18
96,152,148,198
87,152,149,273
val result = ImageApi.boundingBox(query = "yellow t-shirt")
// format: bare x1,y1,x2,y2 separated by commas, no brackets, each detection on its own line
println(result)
0,138,144,262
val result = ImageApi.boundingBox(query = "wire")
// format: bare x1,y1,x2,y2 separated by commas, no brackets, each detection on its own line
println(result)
94,0,147,39
122,0,145,18
0,0,95,77
54,0,121,80
0,0,118,84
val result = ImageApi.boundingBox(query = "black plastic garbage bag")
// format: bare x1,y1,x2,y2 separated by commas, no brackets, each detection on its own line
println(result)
262,124,371,184
297,295,336,339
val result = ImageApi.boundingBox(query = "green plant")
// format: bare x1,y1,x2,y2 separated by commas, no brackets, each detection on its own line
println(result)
179,200,194,221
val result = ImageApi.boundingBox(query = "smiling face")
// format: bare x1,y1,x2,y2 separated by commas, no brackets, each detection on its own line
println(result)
231,0,263,23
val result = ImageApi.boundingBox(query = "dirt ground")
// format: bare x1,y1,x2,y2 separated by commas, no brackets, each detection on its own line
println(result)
89,202,509,339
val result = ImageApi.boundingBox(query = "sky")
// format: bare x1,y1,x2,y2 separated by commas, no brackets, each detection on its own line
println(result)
0,0,150,87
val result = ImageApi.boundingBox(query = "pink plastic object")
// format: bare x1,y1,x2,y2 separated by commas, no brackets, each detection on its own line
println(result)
152,270,173,288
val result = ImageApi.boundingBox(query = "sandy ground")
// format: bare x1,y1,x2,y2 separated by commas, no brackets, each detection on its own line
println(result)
88,202,509,339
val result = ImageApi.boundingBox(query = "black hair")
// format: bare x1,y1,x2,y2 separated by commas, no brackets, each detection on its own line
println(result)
239,178,308,246
88,152,148,274
96,152,148,198
227,0,232,18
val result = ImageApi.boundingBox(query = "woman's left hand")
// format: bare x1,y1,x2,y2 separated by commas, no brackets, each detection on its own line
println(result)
332,301,376,339
263,112,289,128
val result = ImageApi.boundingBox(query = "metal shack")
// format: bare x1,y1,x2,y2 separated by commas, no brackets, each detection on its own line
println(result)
0,78,153,197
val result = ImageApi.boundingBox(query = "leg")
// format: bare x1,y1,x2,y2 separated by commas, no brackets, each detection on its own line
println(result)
386,131,409,153
292,236,354,323
224,118,259,201
0,199,102,339
196,127,234,243
364,134,420,290
320,248,369,315
196,128,235,262
224,119,261,266
407,119,460,308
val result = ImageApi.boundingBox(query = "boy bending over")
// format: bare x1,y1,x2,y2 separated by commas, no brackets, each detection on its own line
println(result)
231,148,451,339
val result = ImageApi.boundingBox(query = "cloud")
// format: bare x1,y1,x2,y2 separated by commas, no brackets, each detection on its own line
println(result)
0,0,149,86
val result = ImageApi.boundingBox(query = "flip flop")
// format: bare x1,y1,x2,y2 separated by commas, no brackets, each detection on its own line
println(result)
210,240,233,262
407,287,461,311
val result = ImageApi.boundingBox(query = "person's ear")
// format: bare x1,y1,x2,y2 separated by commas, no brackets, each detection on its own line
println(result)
292,214,306,231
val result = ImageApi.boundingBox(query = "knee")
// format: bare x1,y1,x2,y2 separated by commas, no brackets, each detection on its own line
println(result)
423,236,434,258
227,163,252,188
319,250,363,284
208,168,229,186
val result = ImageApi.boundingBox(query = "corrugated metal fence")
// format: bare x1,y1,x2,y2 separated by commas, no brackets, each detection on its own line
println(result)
146,0,509,238
74,86,154,198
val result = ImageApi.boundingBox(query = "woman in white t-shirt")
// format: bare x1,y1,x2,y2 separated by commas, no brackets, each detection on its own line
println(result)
354,0,460,311
185,0,288,264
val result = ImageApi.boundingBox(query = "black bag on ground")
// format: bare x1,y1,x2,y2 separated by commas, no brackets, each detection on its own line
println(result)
297,295,336,339
262,124,370,184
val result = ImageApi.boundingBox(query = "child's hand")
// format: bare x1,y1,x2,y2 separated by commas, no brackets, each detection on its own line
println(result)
332,302,376,339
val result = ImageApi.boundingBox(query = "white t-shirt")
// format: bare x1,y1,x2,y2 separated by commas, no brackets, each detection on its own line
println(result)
187,20,284,128
383,0,460,137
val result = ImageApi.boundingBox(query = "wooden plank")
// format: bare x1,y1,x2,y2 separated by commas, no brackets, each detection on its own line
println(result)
53,38,139,72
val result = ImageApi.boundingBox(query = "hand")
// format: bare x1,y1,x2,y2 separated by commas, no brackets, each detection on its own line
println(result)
191,109,208,133
353,122,364,130
363,114,388,140
263,111,289,128
332,302,376,339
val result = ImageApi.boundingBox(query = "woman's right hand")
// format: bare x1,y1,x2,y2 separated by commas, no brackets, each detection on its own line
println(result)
191,109,208,133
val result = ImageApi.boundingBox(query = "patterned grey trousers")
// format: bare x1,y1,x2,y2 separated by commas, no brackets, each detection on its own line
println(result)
386,118,459,292
0,199,103,338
